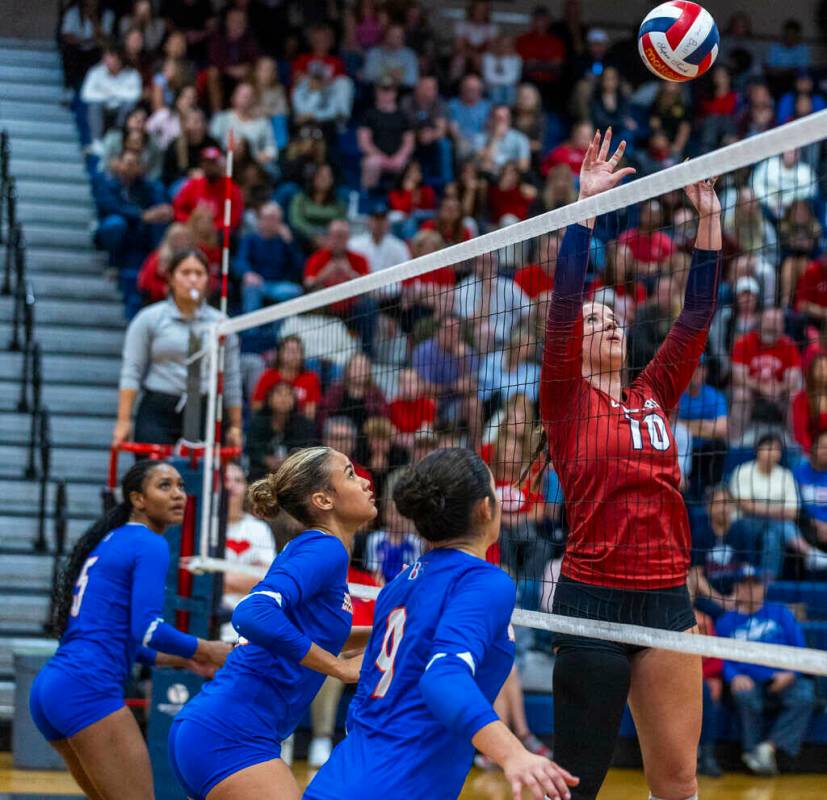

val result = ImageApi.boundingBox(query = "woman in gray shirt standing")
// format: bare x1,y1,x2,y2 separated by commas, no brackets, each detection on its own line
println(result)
113,250,243,448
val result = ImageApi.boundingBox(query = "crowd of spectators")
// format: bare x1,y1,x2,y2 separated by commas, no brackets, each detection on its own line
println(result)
61,0,827,776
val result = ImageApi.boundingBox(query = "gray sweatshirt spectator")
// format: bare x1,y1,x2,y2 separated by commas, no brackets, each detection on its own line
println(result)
115,250,242,448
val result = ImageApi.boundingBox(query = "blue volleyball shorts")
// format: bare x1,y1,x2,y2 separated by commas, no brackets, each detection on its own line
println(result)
29,665,124,741
168,716,282,800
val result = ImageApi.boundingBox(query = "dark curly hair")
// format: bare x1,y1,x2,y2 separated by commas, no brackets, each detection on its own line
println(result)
50,460,168,637
393,448,494,543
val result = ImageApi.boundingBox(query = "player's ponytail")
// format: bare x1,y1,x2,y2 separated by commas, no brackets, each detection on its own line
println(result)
248,446,333,526
50,460,164,637
393,448,494,543
520,425,552,492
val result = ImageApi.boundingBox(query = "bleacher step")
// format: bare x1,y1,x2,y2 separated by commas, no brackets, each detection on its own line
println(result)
15,246,104,273
0,64,64,84
0,83,63,103
0,593,50,634
0,101,71,122
0,515,93,552
0,444,116,482
0,352,121,387
0,381,118,416
15,225,93,251
18,203,94,227
14,180,94,207
9,157,88,183
1,479,103,517
13,139,83,162
0,412,115,447
0,296,124,328
0,554,53,593
29,272,118,301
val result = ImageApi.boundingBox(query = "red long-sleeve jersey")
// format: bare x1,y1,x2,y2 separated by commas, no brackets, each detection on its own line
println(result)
541,224,719,590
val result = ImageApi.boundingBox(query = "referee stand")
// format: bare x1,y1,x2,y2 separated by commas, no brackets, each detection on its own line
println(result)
107,442,237,800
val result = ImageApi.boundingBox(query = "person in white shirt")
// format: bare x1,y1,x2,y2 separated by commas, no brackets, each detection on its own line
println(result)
481,35,523,108
750,149,817,220
80,46,142,147
347,203,409,300
210,82,278,172
220,463,277,639
729,433,812,577
454,250,530,350
363,24,419,89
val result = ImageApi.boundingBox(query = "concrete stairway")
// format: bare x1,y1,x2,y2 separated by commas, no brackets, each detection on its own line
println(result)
0,39,127,714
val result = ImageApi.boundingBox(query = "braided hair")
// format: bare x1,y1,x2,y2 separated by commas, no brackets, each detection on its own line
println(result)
51,460,166,637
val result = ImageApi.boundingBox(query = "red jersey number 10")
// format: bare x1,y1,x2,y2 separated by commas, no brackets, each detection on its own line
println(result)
626,413,671,452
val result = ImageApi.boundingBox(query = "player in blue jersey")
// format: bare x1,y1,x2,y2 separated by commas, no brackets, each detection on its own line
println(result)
168,446,376,800
305,448,578,800
29,460,230,800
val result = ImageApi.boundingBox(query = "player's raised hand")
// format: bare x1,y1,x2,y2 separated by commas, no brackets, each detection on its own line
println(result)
683,176,721,217
578,127,636,201
502,750,578,800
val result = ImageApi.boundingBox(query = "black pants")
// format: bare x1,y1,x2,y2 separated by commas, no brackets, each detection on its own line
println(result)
551,575,696,799
134,391,208,446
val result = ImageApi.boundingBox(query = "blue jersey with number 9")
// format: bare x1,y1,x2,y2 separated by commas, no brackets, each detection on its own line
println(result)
305,547,516,799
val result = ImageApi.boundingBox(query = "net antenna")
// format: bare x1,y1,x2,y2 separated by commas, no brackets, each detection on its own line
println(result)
200,129,235,556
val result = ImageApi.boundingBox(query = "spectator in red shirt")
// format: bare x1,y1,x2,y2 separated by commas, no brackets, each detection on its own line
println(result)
540,119,593,177
172,146,243,233
515,6,566,103
486,161,537,226
513,230,559,301
137,222,194,304
303,219,377,354
791,354,827,452
618,199,675,271
731,307,803,441
388,160,436,216
697,65,739,150
251,335,322,419
389,368,437,451
421,196,473,245
795,252,827,325
205,8,260,111
292,23,347,82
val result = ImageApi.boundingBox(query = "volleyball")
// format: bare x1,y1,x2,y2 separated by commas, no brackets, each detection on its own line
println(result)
638,1,719,82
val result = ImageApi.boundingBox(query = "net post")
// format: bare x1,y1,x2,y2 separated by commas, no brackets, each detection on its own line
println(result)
200,327,219,561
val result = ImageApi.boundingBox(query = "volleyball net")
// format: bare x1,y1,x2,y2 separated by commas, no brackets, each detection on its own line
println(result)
189,110,827,677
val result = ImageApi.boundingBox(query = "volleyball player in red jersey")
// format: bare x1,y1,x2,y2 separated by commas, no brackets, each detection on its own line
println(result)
540,129,721,800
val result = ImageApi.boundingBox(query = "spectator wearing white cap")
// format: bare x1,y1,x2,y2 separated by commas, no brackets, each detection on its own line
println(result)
709,275,762,383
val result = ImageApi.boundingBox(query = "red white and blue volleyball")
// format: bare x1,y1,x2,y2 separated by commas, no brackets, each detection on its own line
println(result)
638,1,719,82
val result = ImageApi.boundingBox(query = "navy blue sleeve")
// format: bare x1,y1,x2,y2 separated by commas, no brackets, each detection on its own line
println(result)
131,533,198,658
231,534,348,662
419,566,516,741
539,224,591,422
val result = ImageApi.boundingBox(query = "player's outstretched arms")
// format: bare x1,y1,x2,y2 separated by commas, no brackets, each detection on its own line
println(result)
473,720,578,800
